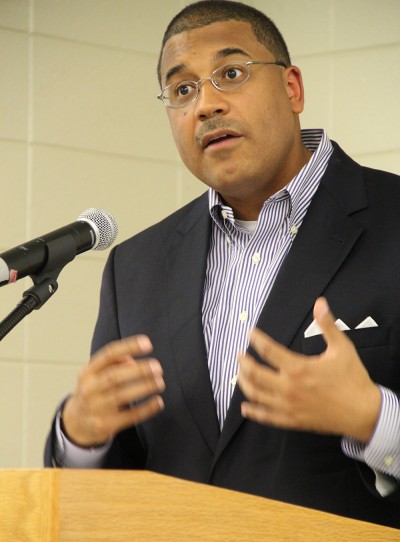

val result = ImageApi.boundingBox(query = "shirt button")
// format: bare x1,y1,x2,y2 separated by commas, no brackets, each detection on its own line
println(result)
290,225,298,235
252,252,261,264
384,456,394,468
221,210,228,219
226,235,231,245
239,311,248,323
231,375,238,388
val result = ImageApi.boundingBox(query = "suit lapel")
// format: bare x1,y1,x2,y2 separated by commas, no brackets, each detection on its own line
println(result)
166,195,220,453
212,143,369,464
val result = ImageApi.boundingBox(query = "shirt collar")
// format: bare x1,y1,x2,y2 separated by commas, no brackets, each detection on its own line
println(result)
208,128,332,228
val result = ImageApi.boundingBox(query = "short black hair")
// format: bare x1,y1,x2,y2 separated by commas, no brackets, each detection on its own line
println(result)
157,0,291,86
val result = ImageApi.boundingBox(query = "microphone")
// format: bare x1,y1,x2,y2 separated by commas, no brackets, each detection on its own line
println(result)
0,208,118,287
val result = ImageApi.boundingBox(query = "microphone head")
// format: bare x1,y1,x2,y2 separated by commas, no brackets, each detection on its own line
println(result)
78,208,118,250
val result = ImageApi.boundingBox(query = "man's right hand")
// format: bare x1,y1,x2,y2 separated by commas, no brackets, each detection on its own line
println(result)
61,335,165,447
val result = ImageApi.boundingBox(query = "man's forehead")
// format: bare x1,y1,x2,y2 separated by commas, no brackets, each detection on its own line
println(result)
163,47,252,85
160,20,270,83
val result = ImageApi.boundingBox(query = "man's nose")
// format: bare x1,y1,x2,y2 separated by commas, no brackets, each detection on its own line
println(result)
194,79,229,120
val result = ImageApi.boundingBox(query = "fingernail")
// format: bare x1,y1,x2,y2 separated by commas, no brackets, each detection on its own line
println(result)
315,297,329,318
148,359,163,375
154,375,165,391
137,335,152,351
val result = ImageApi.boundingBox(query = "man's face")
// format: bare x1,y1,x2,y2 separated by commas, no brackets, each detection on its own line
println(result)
160,21,306,217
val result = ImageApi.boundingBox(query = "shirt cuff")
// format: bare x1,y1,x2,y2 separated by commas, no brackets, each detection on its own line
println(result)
54,410,112,468
342,386,400,496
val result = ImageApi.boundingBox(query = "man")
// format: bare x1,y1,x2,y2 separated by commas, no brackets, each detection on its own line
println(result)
45,1,400,528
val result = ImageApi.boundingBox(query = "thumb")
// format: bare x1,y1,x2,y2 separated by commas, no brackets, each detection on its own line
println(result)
313,297,343,346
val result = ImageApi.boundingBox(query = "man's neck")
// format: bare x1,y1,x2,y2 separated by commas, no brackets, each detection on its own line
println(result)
221,145,313,221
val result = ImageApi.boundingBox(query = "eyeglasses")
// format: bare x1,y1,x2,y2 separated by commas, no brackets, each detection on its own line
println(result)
157,60,287,109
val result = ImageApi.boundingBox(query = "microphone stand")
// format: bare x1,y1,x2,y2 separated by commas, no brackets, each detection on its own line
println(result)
0,235,77,341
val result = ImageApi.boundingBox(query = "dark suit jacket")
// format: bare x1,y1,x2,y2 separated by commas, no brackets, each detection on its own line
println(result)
45,143,400,527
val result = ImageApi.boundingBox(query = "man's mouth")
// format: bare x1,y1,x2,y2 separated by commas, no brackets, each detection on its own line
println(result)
201,130,241,149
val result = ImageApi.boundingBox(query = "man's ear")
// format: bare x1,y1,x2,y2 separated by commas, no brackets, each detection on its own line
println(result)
284,66,305,115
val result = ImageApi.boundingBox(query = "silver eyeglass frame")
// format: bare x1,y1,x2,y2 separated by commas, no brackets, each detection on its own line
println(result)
157,60,288,109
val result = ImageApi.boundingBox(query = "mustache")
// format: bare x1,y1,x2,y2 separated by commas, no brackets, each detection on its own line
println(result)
195,118,245,144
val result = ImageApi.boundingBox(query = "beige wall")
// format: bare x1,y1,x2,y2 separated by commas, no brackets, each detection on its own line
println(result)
0,0,399,468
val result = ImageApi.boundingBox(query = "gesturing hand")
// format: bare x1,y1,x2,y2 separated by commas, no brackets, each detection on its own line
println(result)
238,297,381,443
62,335,165,447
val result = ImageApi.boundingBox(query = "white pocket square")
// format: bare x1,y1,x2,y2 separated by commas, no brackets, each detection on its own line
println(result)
304,316,378,338
355,316,378,329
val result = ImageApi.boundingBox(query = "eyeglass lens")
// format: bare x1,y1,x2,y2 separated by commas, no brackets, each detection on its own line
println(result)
163,62,251,108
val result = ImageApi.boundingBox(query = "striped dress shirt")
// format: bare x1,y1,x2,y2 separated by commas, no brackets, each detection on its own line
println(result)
203,128,333,427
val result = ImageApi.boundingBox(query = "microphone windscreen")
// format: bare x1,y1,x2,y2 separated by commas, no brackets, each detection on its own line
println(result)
78,208,118,250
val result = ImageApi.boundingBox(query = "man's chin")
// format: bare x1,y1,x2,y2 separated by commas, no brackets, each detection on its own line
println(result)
201,166,246,191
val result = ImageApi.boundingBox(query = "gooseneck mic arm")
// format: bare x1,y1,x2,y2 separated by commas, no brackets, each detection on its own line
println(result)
0,271,60,342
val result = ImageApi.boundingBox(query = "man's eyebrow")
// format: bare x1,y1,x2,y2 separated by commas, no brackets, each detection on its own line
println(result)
164,48,252,86
213,47,252,61
165,64,185,85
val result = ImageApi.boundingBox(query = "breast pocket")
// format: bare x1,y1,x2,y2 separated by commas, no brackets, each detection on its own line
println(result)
301,326,398,388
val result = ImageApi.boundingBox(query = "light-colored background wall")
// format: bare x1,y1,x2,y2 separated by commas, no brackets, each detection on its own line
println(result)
0,0,399,468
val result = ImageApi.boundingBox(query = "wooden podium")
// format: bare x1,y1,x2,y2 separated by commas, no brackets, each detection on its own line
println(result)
0,469,398,541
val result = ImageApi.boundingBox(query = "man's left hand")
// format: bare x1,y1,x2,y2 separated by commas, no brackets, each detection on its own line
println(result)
238,297,381,443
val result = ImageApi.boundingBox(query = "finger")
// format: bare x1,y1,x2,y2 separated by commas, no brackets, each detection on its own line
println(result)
104,357,163,387
102,369,165,412
241,401,274,425
241,401,298,431
238,353,278,404
313,297,347,347
248,327,303,370
90,335,154,373
113,395,164,432
95,359,162,394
